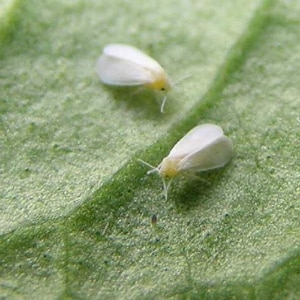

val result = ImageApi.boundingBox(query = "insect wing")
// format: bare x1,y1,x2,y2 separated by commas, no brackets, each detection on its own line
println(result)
96,55,152,86
178,135,233,172
168,124,224,159
103,44,164,74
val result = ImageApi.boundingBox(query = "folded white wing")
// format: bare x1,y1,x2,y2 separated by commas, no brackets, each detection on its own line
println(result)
168,124,225,158
178,135,233,172
96,55,153,86
103,44,164,73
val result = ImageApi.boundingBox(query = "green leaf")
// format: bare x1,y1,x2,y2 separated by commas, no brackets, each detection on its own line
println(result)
1,0,300,298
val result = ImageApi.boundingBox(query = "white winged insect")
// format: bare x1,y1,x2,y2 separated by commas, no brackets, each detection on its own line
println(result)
96,44,171,112
139,124,233,200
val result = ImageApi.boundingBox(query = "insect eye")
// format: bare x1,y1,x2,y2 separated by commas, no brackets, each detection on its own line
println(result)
161,87,165,91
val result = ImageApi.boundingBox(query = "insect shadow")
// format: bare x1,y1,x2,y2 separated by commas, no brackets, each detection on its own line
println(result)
100,85,173,118
171,167,231,212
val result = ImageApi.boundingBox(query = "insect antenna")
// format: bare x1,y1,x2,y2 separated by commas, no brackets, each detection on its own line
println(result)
172,74,192,88
137,159,158,174
138,159,173,200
